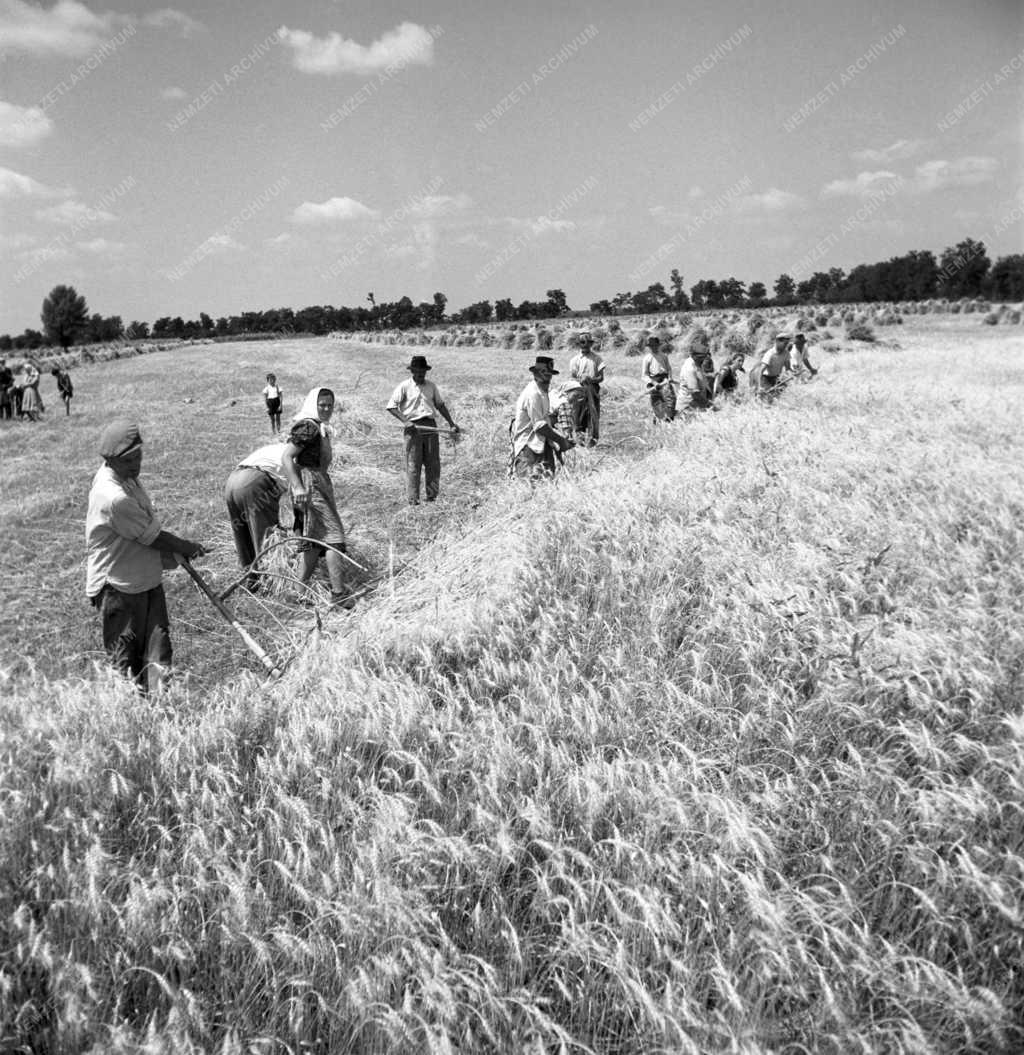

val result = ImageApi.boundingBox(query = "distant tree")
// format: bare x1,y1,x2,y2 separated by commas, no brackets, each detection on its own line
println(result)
747,281,767,305
589,299,613,315
545,289,568,315
199,312,214,334
690,279,722,309
669,268,688,309
720,277,746,307
938,238,990,298
632,283,671,313
773,273,796,305
456,300,492,323
126,320,149,339
987,254,1024,301
0,334,12,351
41,284,89,350
611,291,633,314
169,317,185,338
432,292,447,324
495,297,516,321
17,328,45,350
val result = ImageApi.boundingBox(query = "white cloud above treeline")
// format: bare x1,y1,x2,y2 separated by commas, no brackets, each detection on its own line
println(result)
0,164,66,198
291,196,380,224
823,156,998,198
279,21,435,76
850,138,929,164
0,100,53,148
0,0,203,57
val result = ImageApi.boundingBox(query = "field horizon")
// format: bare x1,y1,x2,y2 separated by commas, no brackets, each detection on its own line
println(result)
1,314,1023,1053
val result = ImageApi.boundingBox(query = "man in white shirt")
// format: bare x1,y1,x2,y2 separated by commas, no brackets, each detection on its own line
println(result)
86,419,207,693
752,331,793,397
385,355,460,505
510,356,574,480
567,330,605,446
640,334,676,422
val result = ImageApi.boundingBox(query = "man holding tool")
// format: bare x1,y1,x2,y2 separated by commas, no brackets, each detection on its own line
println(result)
385,355,460,505
85,418,208,693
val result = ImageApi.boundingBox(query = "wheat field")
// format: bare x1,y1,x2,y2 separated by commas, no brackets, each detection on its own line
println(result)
1,316,1022,1053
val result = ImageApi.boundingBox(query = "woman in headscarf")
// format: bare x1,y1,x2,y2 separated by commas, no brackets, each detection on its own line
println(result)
282,386,348,605
20,361,43,421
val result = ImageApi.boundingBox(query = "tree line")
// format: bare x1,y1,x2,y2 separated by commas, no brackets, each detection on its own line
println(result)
2,239,1022,352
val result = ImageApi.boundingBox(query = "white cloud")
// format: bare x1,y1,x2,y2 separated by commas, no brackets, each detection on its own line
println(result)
0,0,116,57
142,8,203,37
35,199,115,223
197,232,244,254
735,187,804,212
910,156,998,193
76,237,127,253
851,138,929,164
527,216,575,236
383,241,416,259
279,21,435,76
291,196,379,224
0,100,54,148
266,232,293,248
0,165,67,198
161,86,187,100
822,170,900,198
0,1,203,57
406,193,471,219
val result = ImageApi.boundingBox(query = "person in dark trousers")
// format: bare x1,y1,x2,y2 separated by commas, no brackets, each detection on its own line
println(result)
0,359,13,420
51,366,74,415
385,355,460,505
262,372,283,434
85,419,207,693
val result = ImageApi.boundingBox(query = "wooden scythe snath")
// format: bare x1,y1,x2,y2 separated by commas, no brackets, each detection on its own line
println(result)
175,555,283,679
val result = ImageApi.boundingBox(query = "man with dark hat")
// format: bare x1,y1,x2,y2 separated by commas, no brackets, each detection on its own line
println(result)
567,330,604,446
509,356,574,480
85,419,207,693
386,355,460,505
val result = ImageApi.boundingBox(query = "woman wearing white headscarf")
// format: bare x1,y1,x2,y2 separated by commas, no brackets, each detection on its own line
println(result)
282,386,347,603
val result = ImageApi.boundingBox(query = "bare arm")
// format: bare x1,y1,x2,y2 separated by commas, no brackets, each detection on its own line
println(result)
282,443,308,503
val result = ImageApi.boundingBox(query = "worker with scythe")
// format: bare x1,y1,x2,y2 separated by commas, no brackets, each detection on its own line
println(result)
385,354,460,505
85,418,208,693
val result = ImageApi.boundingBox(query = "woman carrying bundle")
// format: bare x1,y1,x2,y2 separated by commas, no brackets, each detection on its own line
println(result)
282,386,348,606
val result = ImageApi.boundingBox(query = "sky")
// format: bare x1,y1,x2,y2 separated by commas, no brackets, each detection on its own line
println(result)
0,0,1022,333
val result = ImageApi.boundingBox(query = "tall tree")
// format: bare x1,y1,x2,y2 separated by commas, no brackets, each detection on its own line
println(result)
747,281,767,304
987,254,1024,301
669,268,688,309
939,238,990,298
41,284,88,350
546,289,568,315
431,292,447,323
773,273,796,304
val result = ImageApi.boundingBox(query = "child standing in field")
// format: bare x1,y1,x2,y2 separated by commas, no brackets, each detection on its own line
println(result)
262,373,283,434
51,366,74,415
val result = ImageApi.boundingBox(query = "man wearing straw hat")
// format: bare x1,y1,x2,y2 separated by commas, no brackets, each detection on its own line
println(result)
640,333,676,422
386,354,460,505
509,356,574,480
85,419,208,693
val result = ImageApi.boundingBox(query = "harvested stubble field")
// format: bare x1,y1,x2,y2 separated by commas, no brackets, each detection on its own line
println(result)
1,315,1023,1053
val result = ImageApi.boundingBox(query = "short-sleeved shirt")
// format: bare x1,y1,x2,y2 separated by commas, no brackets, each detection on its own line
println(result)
239,442,288,489
569,351,604,384
386,377,444,422
641,350,672,390
511,379,551,457
262,384,281,402
678,358,712,410
287,419,330,469
761,347,789,378
86,464,164,597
